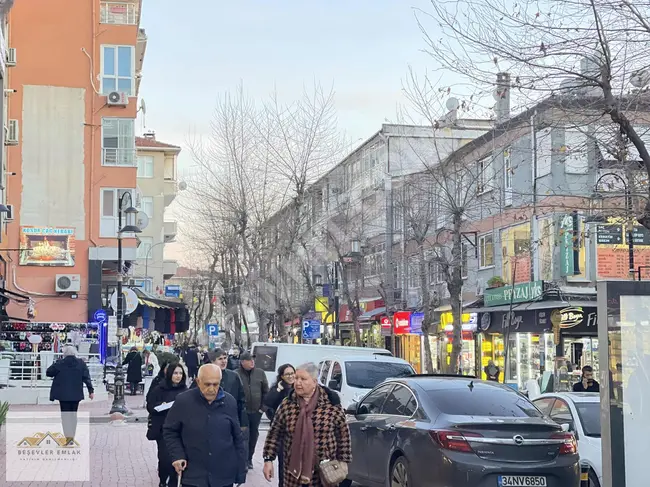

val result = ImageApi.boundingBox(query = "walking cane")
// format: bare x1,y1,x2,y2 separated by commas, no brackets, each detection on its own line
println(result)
177,471,182,487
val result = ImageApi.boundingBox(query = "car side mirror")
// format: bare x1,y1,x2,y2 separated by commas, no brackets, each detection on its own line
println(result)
328,379,341,391
345,403,358,415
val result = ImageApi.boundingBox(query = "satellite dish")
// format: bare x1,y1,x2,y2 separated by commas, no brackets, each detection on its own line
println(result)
178,181,188,191
630,70,650,88
136,211,149,230
446,97,460,111
139,98,147,114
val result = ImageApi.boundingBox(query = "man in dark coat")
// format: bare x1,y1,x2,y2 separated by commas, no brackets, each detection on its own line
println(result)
123,346,143,395
184,344,200,380
190,349,248,428
236,351,269,469
164,364,247,487
46,345,94,443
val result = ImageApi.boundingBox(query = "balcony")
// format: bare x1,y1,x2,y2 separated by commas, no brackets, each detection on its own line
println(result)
163,260,178,280
164,221,178,243
100,2,139,25
163,179,178,207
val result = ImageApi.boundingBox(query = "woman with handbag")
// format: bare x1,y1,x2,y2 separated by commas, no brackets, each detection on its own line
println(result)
146,362,187,487
262,362,351,487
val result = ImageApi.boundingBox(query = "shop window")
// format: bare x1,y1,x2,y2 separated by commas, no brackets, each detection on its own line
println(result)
101,45,135,95
382,385,416,416
357,384,393,415
478,233,494,269
137,155,154,178
102,118,136,166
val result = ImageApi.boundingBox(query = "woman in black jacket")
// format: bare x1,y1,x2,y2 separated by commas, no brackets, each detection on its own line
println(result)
123,347,143,395
145,361,170,407
263,363,295,487
147,362,187,487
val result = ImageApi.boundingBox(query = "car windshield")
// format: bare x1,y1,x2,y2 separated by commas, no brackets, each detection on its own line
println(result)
428,383,544,417
575,402,601,437
345,362,414,389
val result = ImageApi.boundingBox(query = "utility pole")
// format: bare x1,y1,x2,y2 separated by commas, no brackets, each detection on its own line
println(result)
384,174,395,354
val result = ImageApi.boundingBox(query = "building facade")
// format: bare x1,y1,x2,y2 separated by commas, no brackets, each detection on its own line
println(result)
132,132,180,295
4,0,146,322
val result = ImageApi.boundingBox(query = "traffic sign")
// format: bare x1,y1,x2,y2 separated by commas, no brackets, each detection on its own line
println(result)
206,324,219,336
302,319,321,340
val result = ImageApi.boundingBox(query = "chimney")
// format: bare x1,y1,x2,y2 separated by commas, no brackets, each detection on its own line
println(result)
495,72,510,121
143,130,156,140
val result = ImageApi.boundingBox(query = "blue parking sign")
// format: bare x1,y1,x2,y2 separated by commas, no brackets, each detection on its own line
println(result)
302,319,321,340
206,324,219,336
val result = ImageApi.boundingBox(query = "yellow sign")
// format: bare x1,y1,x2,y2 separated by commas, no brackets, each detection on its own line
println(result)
314,297,334,324
440,312,474,328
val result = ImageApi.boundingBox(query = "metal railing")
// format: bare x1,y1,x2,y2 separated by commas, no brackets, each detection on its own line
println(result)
0,352,103,389
103,148,137,167
100,2,139,25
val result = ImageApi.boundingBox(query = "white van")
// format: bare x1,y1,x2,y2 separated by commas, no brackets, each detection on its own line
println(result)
317,355,415,408
250,342,392,386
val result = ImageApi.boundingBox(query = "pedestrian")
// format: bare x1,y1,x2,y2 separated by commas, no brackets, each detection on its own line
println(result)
202,347,212,365
484,360,501,382
146,361,170,406
572,365,600,392
263,363,296,487
262,362,352,487
163,364,247,487
142,348,161,407
147,362,188,487
190,348,248,429
236,351,269,470
227,347,241,371
46,345,94,445
123,346,143,395
183,343,200,381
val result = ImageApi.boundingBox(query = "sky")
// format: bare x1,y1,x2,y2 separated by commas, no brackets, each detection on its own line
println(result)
137,0,439,261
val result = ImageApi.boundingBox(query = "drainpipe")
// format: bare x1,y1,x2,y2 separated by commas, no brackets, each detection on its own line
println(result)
88,0,98,247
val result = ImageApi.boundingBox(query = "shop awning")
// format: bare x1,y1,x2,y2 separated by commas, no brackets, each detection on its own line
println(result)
131,288,187,310
359,307,386,322
467,299,596,314
434,300,482,313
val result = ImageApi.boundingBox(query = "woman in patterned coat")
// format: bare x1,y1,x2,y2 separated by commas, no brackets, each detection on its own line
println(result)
263,362,352,487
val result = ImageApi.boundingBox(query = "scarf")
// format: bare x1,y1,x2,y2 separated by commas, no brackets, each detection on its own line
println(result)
289,388,320,484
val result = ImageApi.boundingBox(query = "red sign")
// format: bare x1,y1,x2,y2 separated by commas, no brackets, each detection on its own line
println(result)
380,316,391,330
393,311,411,335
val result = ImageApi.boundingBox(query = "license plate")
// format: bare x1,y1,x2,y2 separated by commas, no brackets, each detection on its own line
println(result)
498,476,547,486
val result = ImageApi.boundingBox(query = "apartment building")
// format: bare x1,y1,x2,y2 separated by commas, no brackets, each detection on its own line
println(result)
4,0,146,322
131,131,180,294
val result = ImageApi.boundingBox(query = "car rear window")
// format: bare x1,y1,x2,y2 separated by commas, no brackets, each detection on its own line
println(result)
252,346,277,372
345,361,414,389
428,383,544,417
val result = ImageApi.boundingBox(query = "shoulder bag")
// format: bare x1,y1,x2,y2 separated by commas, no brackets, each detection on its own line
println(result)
319,459,348,487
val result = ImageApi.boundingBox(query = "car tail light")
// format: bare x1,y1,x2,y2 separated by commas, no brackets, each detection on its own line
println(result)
551,432,577,455
429,430,482,453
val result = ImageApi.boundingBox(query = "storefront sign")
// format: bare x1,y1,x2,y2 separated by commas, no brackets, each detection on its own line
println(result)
550,307,598,330
483,280,544,307
480,313,492,331
380,316,391,336
165,285,181,298
409,312,424,335
559,215,575,277
480,306,597,335
109,288,139,315
393,311,411,335
19,226,76,266
93,309,108,325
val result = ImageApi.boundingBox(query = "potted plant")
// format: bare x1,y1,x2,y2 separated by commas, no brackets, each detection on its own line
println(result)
487,276,506,289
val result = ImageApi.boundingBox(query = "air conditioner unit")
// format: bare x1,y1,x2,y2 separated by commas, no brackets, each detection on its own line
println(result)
55,274,81,293
6,48,16,67
106,91,129,107
4,204,14,222
5,119,18,145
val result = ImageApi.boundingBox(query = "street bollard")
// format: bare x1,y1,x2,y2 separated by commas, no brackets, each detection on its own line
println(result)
580,461,590,487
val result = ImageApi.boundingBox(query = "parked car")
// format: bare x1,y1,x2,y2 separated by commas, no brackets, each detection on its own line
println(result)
533,392,601,487
344,376,580,487
317,355,415,408
250,342,391,385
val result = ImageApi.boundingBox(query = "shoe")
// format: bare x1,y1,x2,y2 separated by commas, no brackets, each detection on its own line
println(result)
247,460,253,470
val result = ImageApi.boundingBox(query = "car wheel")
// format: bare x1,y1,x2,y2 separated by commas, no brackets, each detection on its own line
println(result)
390,457,410,487
588,470,601,487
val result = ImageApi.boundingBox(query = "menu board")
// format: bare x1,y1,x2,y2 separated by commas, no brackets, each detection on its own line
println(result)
597,247,650,279
597,225,623,245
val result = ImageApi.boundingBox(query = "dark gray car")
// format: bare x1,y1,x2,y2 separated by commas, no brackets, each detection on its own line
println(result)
345,376,580,487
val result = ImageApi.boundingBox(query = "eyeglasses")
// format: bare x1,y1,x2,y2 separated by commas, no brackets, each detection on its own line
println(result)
283,372,295,377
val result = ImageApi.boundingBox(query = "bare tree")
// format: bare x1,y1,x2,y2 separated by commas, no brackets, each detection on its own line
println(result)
415,0,650,226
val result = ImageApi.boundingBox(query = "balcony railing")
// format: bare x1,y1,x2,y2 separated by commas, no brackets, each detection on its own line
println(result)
103,148,137,167
100,2,139,25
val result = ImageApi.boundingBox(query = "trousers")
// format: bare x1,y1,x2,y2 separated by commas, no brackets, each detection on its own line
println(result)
59,400,80,439
156,437,178,486
247,412,262,461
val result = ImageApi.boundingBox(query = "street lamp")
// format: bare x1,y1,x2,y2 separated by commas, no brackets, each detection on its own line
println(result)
110,192,141,415
594,172,634,278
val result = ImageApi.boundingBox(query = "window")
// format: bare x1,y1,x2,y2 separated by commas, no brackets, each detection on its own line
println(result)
381,385,417,416
139,196,154,218
251,345,277,372
477,156,494,194
478,233,494,269
407,256,419,289
357,384,393,415
137,155,154,178
344,362,414,389
533,397,556,416
137,236,154,260
329,362,342,391
461,242,469,279
564,129,589,174
535,127,552,178
101,45,135,95
575,402,601,437
504,147,513,206
102,118,135,166
131,278,152,293
318,361,332,386
549,399,574,428
100,188,135,237
427,382,543,417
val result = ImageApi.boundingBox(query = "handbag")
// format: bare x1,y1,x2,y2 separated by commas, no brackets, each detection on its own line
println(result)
319,459,348,487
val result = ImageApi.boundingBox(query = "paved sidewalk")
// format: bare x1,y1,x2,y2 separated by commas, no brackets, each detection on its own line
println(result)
1,419,273,487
